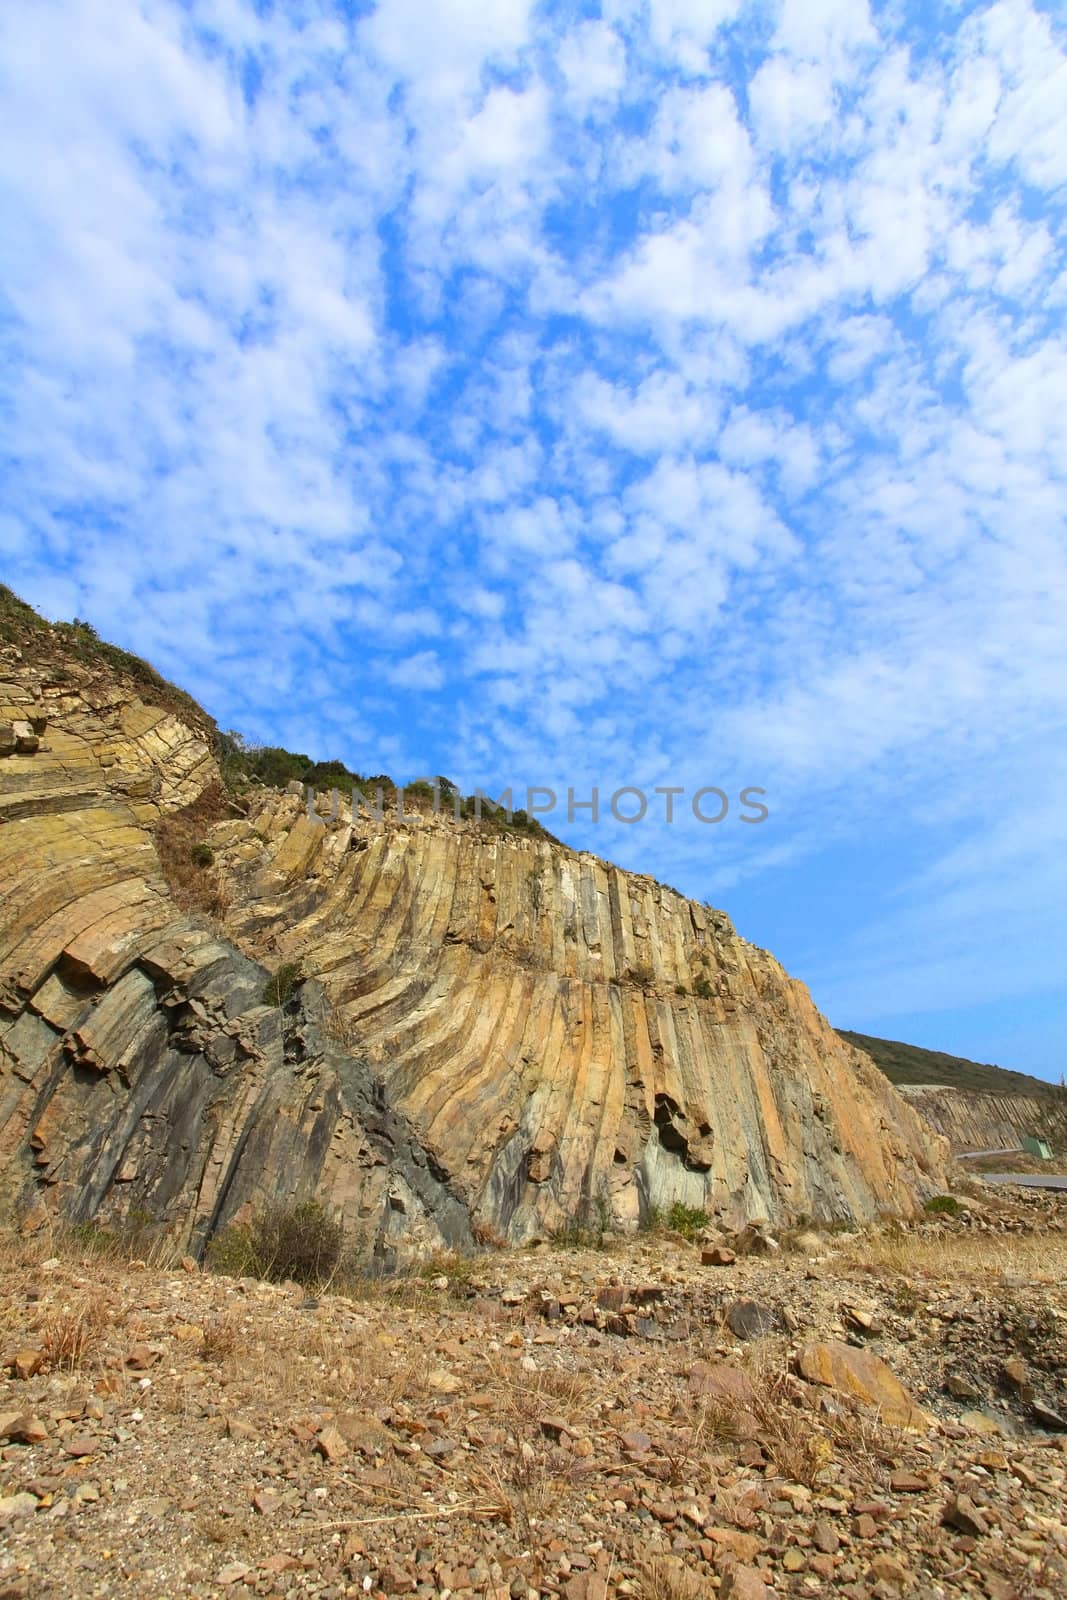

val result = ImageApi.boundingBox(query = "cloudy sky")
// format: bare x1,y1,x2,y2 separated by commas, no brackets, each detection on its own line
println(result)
2,0,1065,1079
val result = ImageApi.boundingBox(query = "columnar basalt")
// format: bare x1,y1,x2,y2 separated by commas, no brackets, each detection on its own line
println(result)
0,624,949,1258
897,1084,1067,1157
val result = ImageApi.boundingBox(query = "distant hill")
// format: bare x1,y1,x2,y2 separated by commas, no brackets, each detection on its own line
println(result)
839,1030,1061,1100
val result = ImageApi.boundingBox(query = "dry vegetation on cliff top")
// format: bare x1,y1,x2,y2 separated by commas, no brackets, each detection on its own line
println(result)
1,1189,1065,1600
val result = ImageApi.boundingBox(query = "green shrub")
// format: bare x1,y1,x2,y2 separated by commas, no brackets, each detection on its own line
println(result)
923,1194,961,1216
693,976,713,999
674,983,688,996
666,1201,708,1239
207,1200,346,1287
262,961,302,1007
190,842,215,868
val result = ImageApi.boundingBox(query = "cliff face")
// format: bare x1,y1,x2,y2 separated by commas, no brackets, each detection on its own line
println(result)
897,1085,1067,1156
0,625,949,1259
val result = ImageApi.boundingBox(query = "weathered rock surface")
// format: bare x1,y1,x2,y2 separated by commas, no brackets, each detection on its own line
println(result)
1,626,949,1256
796,1341,928,1430
897,1084,1067,1158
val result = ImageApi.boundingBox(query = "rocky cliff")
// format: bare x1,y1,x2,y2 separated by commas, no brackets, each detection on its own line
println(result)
897,1085,1067,1157
0,607,949,1261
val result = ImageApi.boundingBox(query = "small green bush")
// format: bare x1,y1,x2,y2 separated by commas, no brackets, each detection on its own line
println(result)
207,1200,346,1287
262,961,302,1007
674,983,688,996
666,1201,708,1239
923,1194,961,1216
190,842,215,868
693,976,713,1000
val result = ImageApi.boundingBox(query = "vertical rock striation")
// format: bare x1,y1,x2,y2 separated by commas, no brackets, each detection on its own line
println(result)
0,624,949,1258
896,1085,1067,1156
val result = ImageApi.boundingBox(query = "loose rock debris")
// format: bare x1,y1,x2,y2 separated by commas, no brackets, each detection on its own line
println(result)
0,1201,1065,1598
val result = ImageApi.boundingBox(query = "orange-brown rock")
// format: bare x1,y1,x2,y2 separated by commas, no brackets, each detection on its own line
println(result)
796,1340,927,1429
0,611,949,1259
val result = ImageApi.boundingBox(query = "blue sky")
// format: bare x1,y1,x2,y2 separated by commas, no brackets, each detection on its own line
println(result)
2,0,1065,1079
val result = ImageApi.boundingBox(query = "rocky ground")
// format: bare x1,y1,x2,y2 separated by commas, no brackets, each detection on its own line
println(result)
1,1189,1065,1600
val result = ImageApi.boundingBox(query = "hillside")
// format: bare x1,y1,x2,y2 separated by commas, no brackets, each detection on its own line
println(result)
0,588,949,1259
839,1029,1060,1100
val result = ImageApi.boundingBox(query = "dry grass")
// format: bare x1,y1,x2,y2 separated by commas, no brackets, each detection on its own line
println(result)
199,1308,243,1363
635,1554,705,1599
320,1007,358,1049
36,1291,112,1372
473,1352,601,1522
154,784,233,919
840,1229,1067,1283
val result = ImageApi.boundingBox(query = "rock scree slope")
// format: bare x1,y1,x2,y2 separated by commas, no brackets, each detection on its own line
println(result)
0,598,948,1260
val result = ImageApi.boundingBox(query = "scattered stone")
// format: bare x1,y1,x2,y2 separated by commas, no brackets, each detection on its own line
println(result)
733,1223,779,1256
427,1368,463,1394
316,1425,349,1462
217,1561,253,1585
942,1493,990,1538
1031,1401,1067,1431
888,1470,927,1493
868,1554,910,1588
125,1343,162,1370
960,1410,1005,1436
0,1492,38,1522
0,1414,48,1445
701,1247,736,1266
63,1436,102,1458
724,1300,777,1341
812,1517,840,1554
13,1349,43,1381
704,1529,761,1564
719,1565,769,1600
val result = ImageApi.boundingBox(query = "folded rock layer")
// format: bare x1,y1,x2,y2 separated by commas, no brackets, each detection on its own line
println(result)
0,624,948,1258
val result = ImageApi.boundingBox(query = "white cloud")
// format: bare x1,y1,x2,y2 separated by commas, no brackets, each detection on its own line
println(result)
360,0,531,102
772,0,877,68
574,370,720,453
978,0,1067,188
558,21,627,115
646,0,744,72
385,651,446,691
748,56,834,151
2,0,1067,1074
625,82,754,192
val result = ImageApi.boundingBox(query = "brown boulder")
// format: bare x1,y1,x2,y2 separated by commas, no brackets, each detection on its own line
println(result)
796,1341,926,1429
702,1246,737,1266
720,1567,769,1600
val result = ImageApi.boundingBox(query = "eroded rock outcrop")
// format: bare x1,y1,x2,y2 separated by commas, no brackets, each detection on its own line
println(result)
897,1084,1067,1157
0,622,949,1258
